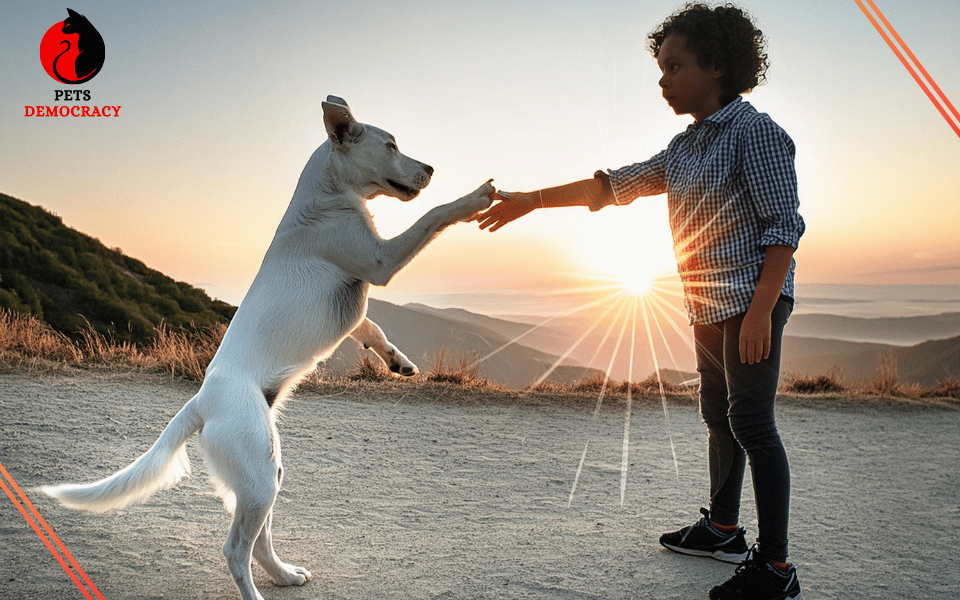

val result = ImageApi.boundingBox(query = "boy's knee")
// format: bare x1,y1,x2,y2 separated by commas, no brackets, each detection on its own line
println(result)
728,413,780,451
697,372,728,423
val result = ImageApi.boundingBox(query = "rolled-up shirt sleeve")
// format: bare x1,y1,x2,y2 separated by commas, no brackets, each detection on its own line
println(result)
590,149,669,212
743,119,805,249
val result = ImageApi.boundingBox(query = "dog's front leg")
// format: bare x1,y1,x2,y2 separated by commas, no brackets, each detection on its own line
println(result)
349,317,418,376
366,181,495,285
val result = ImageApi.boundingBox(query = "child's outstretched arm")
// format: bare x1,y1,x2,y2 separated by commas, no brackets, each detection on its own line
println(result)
476,177,606,232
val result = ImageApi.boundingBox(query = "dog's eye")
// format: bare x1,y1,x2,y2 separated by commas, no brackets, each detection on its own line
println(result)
386,142,399,151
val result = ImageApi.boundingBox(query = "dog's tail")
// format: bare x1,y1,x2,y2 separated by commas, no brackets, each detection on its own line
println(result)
41,396,204,512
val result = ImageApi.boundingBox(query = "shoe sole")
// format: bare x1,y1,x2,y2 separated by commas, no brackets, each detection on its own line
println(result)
709,591,801,600
660,541,748,564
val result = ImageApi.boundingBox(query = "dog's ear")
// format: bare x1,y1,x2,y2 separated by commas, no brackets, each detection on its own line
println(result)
322,98,364,148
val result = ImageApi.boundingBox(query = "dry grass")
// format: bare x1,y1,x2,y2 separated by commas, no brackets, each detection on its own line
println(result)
0,308,82,364
424,346,489,388
1,308,958,404
349,355,391,382
0,308,225,380
564,372,689,396
782,370,847,395
783,353,960,401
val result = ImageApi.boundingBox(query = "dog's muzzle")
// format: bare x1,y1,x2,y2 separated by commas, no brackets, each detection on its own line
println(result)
413,170,431,190
386,164,432,199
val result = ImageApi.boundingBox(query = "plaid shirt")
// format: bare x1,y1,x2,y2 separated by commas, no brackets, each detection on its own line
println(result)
595,98,805,325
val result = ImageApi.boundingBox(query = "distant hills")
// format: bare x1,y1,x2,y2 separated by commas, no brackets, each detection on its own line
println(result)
783,335,960,388
3,192,957,389
785,312,960,345
323,299,605,389
0,194,235,344
385,303,960,388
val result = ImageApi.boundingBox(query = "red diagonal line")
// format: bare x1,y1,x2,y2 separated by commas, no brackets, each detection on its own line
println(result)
854,0,960,139
0,461,105,600
865,0,960,124
0,472,93,599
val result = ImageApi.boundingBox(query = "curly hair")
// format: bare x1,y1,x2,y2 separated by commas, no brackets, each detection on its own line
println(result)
649,3,769,104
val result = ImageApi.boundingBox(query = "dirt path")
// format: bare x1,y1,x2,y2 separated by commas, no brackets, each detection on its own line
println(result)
1,372,958,599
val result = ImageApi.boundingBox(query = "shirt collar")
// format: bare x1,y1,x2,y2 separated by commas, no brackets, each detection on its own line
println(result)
686,96,746,134
706,96,745,125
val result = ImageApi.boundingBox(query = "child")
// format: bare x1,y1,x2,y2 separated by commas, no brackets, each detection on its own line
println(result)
477,4,804,599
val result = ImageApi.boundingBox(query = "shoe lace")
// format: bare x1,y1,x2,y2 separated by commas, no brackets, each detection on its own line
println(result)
733,544,763,577
678,507,713,545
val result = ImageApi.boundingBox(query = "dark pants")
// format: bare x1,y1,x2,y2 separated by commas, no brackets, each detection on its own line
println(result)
694,296,793,562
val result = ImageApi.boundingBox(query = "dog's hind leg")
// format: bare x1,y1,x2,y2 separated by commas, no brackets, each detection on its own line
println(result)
349,317,418,376
201,397,308,600
224,481,275,600
251,441,311,587
253,508,312,586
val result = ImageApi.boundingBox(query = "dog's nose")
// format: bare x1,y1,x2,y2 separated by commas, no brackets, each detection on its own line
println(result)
424,165,434,177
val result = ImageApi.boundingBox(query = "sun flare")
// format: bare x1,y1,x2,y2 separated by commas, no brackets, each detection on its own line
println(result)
573,241,674,299
618,267,656,296
562,214,677,300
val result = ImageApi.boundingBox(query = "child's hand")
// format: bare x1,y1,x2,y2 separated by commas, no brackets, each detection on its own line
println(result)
476,191,536,232
739,310,772,365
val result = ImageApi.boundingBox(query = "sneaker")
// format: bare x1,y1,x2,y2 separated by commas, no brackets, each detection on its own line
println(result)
709,546,803,600
659,508,749,563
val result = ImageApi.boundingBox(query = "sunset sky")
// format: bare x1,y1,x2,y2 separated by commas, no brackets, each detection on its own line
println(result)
2,1,958,313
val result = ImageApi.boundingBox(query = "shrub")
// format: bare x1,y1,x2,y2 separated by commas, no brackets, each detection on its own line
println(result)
350,355,390,382
425,347,487,387
921,378,960,399
859,351,902,396
783,373,845,394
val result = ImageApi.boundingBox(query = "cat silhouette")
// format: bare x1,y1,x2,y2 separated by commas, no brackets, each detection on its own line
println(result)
53,9,104,84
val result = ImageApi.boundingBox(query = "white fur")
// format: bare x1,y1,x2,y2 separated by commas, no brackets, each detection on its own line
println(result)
42,96,494,600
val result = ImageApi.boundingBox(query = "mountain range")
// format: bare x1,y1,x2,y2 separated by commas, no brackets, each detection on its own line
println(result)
355,302,959,388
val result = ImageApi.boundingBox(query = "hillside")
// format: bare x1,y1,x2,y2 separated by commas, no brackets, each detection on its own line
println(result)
0,193,235,344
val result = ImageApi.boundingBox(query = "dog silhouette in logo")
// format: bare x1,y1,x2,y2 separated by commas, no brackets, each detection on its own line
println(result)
53,9,104,84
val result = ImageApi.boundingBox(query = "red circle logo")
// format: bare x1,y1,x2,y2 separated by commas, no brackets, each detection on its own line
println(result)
39,9,105,84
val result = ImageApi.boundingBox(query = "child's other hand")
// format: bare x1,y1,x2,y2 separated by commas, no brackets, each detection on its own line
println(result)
739,310,772,365
476,191,536,232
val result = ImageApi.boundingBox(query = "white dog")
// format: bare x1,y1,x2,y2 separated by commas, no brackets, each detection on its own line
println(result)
42,96,495,600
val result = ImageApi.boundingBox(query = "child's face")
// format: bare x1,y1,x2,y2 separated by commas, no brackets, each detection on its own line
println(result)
657,34,724,122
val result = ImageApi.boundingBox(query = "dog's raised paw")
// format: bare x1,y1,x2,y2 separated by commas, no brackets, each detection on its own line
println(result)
452,181,495,220
389,360,419,377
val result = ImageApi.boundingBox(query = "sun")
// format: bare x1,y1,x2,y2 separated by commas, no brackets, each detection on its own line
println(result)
566,249,672,299
571,235,674,298
552,208,677,299
617,265,656,296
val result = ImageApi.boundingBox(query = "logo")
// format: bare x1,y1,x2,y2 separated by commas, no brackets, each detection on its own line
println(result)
26,9,119,118
39,8,105,84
